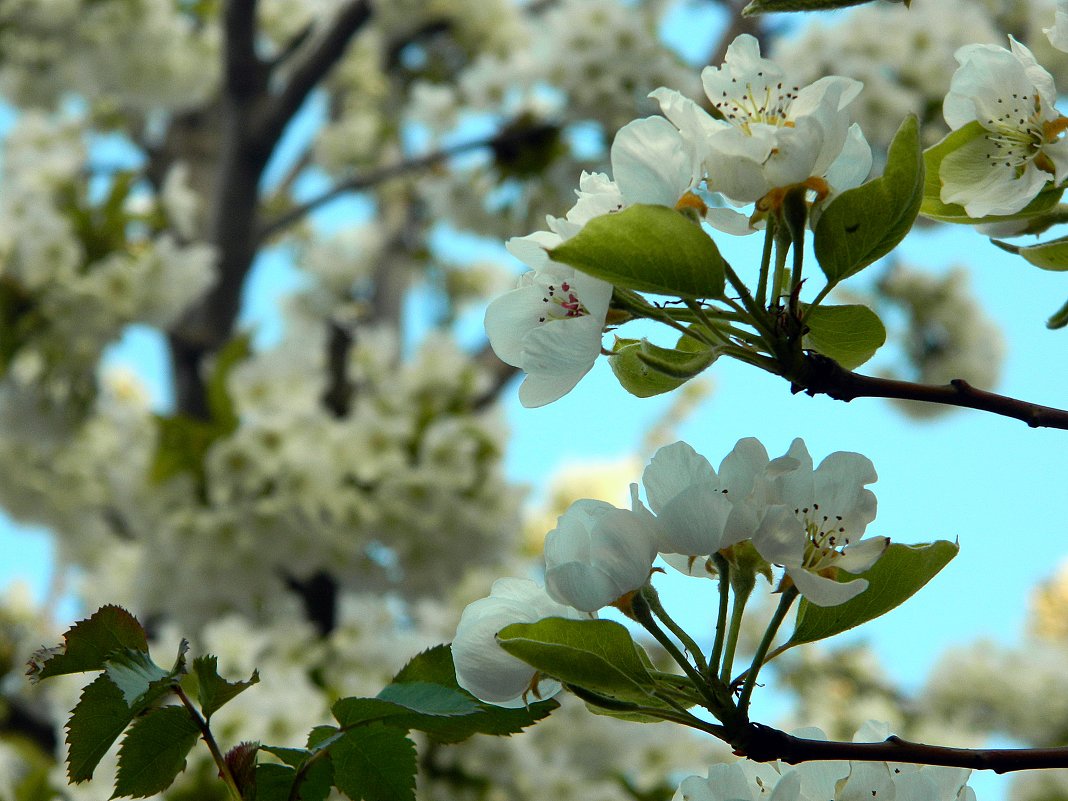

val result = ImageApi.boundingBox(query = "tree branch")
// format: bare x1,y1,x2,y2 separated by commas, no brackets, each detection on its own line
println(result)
790,352,1068,430
258,120,559,241
223,0,265,98
734,723,1068,773
260,0,373,146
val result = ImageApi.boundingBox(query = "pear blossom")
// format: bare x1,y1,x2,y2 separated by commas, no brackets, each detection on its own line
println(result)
452,577,588,707
485,116,703,407
1046,0,1068,53
651,34,871,233
941,37,1068,217
642,439,770,558
543,489,659,612
754,439,887,607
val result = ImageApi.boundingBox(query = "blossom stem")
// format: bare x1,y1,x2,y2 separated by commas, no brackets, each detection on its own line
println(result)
708,554,730,678
719,580,753,686
566,683,727,736
737,587,797,716
756,219,776,309
643,584,709,676
769,226,791,309
788,232,805,318
634,586,731,714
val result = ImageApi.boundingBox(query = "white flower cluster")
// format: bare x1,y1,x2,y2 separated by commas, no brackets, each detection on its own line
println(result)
453,437,887,706
676,722,976,801
484,34,873,406
0,0,219,113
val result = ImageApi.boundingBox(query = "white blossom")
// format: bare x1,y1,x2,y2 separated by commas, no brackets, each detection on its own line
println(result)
941,37,1068,217
452,577,588,707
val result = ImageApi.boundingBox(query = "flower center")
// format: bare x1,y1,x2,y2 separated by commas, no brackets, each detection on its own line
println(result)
984,93,1065,174
713,76,801,135
794,502,851,571
537,279,589,324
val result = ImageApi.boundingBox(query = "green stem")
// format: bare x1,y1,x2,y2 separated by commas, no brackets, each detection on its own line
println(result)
683,300,730,346
737,587,798,716
802,283,834,323
633,587,730,714
788,233,805,317
175,686,244,801
719,581,753,686
708,555,730,677
756,219,776,308
643,586,709,675
769,228,790,310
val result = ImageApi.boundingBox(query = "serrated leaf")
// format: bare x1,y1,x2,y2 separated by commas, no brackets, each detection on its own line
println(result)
258,747,333,801
331,725,416,801
113,706,199,798
992,235,1068,271
921,121,1064,223
255,763,296,801
788,540,959,647
104,649,174,707
802,304,886,370
496,618,657,703
28,606,147,682
66,674,137,783
193,655,259,719
385,645,557,743
815,116,923,285
548,204,727,298
375,681,481,716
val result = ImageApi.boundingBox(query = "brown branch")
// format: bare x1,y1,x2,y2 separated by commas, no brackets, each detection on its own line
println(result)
260,0,372,147
223,0,265,98
258,120,559,241
790,353,1068,430
734,723,1068,773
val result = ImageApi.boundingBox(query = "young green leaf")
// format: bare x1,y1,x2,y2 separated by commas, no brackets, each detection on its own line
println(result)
224,742,260,800
66,675,138,783
28,605,148,683
258,747,334,801
385,644,558,742
802,304,886,370
610,336,717,397
193,655,260,720
921,122,1064,223
104,647,181,707
814,115,923,286
992,235,1068,271
330,724,416,801
496,618,657,703
787,540,959,647
112,706,200,799
548,204,727,298
1047,296,1068,329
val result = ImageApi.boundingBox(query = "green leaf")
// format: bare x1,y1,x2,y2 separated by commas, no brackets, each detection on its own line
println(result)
788,540,959,647
193,655,259,720
112,706,200,798
207,333,251,429
496,618,657,703
743,0,884,13
28,605,148,682
104,648,177,707
1047,296,1068,329
992,235,1068,271
548,204,726,298
255,764,296,801
258,747,333,801
921,122,1064,223
802,304,886,370
331,725,416,801
815,116,923,285
385,645,558,743
375,682,481,716
66,674,138,783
